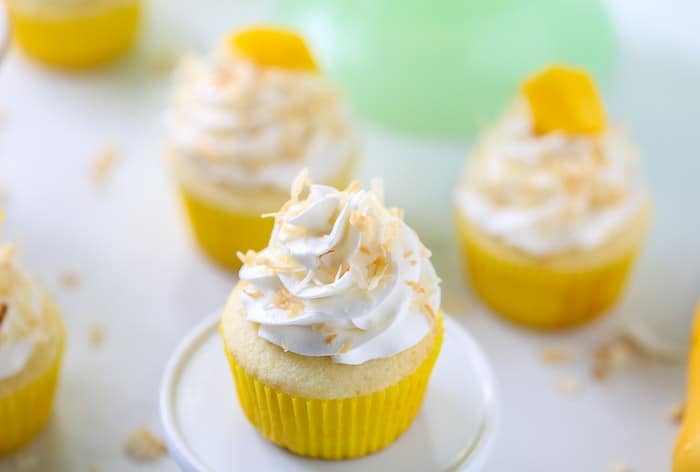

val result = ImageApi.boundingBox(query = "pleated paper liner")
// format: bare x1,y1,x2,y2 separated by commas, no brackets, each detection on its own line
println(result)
179,185,274,269
457,222,641,330
0,327,65,455
221,317,444,460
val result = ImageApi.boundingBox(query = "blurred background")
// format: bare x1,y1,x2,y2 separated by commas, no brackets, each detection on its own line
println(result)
0,0,698,470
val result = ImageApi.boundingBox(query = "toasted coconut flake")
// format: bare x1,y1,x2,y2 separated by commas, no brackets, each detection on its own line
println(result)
87,324,105,349
403,250,414,259
359,245,371,255
669,401,685,424
90,145,120,186
123,427,167,462
343,180,361,194
554,377,580,395
605,462,631,472
422,303,437,319
406,280,425,294
325,333,338,345
388,207,404,220
540,347,574,365
409,260,417,266
58,271,80,289
237,250,258,266
243,288,263,299
592,334,640,381
0,303,7,326
337,340,353,354
290,168,310,200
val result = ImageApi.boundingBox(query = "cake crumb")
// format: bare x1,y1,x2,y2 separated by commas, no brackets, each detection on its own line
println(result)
123,427,167,462
669,401,685,424
540,346,574,365
592,334,640,381
554,377,580,395
605,462,631,472
13,451,39,470
87,324,105,349
90,145,120,186
58,271,80,289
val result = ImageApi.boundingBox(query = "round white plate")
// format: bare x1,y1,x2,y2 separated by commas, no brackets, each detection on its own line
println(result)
160,313,498,471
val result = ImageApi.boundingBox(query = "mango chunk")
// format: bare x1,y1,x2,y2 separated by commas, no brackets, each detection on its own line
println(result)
522,65,606,135
228,26,317,72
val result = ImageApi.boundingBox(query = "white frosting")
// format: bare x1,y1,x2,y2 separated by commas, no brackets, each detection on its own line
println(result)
455,102,647,255
238,172,441,365
167,49,358,191
0,246,46,380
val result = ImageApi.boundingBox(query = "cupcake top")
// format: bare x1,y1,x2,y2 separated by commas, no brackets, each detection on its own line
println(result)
455,66,647,255
238,171,441,365
0,246,48,380
167,26,358,191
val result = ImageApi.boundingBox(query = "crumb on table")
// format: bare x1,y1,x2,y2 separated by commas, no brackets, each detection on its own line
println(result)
123,427,167,462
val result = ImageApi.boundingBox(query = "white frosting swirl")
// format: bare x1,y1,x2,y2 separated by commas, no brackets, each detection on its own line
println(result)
167,49,358,191
455,101,648,255
238,172,441,365
0,246,46,380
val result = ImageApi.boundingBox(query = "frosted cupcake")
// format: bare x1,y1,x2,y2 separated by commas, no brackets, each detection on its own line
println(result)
0,245,65,454
7,0,141,68
454,65,651,329
220,171,442,459
167,26,359,269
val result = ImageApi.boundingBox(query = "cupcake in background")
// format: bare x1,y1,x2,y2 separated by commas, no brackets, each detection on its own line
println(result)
7,0,142,68
167,26,359,269
220,171,442,459
454,65,651,330
0,245,65,454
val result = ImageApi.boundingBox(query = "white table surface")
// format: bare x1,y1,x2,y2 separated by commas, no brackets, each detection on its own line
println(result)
0,1,698,471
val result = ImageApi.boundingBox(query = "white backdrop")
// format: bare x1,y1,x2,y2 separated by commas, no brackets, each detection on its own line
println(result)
0,0,698,471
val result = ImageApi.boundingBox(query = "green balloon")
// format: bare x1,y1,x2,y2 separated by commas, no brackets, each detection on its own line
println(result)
274,0,615,137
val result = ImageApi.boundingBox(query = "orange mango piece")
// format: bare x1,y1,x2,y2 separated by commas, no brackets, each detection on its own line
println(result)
673,303,700,472
522,65,606,135
228,26,317,72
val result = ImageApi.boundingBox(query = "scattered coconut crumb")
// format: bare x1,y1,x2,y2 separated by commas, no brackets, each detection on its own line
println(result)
123,427,167,462
87,324,105,349
592,334,641,381
58,271,80,289
606,462,632,472
540,346,574,365
90,145,120,186
13,451,39,470
669,401,685,425
554,377,580,396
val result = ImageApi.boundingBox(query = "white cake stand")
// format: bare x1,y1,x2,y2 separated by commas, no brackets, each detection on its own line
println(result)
160,313,499,471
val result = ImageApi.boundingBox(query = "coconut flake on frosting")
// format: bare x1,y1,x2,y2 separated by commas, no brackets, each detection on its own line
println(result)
0,245,47,380
167,43,357,191
238,170,441,365
455,101,647,255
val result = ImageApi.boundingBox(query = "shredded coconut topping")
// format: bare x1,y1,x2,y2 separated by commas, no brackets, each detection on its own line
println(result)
238,171,441,365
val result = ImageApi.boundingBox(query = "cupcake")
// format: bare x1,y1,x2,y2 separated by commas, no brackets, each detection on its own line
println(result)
0,245,65,454
167,26,359,269
454,65,651,330
220,171,442,459
7,0,141,68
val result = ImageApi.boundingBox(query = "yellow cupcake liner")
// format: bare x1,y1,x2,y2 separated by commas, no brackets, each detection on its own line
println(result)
458,226,640,330
221,318,444,460
9,1,141,68
0,330,65,455
178,186,274,270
